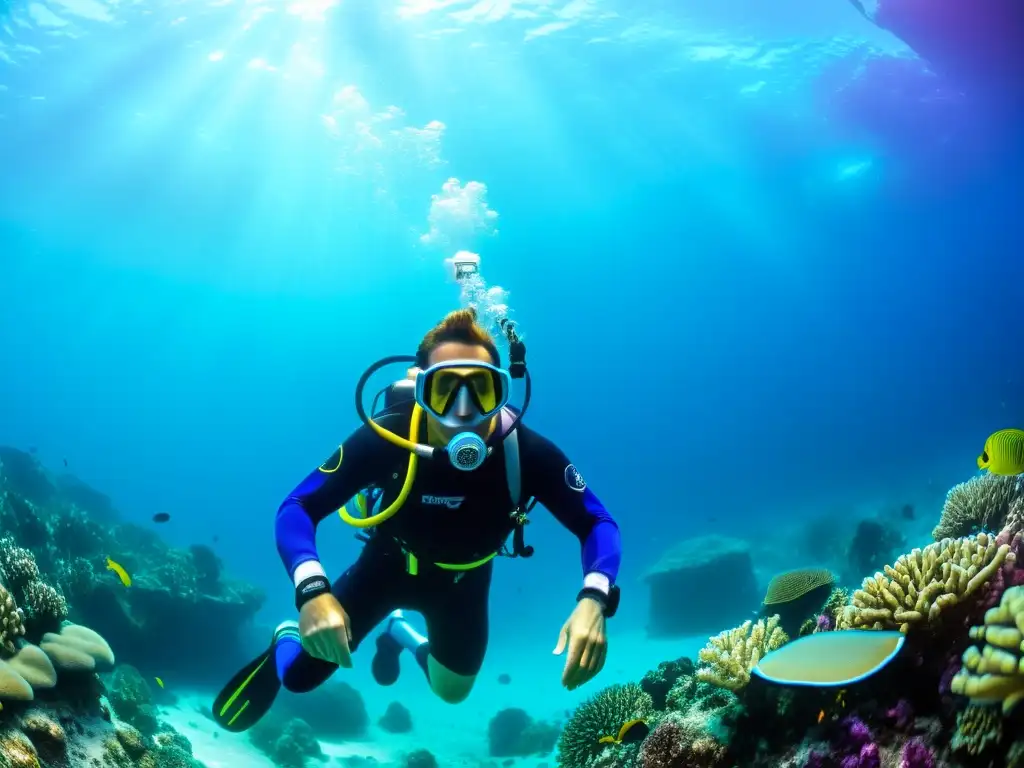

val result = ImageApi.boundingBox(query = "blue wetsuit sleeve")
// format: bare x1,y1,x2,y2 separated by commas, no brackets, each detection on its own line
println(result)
520,428,622,583
275,418,398,581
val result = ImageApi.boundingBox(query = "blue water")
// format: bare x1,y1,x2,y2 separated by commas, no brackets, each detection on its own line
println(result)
2,0,1023,735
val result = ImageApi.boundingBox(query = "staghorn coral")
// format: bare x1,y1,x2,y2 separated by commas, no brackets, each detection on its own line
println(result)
950,703,1003,755
933,474,1023,540
952,584,1024,714
696,615,788,691
0,584,26,655
839,533,1012,633
555,682,653,768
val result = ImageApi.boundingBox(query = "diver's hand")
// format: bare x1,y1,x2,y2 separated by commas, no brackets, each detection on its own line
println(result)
552,597,607,691
299,594,353,668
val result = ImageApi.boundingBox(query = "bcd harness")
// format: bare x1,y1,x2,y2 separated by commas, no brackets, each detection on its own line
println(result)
348,405,536,576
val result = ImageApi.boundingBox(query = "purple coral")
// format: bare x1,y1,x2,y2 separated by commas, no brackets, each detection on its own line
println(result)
886,699,914,729
843,717,872,747
900,739,935,768
840,743,880,768
816,614,833,632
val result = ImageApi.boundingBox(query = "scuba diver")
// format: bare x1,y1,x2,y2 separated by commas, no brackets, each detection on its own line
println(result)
213,305,622,731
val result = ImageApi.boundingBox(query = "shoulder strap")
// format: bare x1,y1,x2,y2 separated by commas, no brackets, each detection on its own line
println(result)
500,407,522,508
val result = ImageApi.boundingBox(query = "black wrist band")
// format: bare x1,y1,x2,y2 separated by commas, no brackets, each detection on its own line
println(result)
295,575,331,610
577,585,620,618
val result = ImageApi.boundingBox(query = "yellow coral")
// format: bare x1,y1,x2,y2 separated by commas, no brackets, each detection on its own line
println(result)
696,615,788,691
951,585,1024,714
838,533,1012,633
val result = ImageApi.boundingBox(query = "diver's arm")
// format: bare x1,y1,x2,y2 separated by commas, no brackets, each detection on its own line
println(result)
520,428,622,598
275,418,398,595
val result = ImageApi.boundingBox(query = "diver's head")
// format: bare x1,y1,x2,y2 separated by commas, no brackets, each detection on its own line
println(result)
415,308,504,443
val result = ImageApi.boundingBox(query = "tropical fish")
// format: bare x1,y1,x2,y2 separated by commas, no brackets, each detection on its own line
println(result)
598,718,650,745
752,630,905,687
155,677,164,688
152,512,171,523
977,429,1024,476
106,558,132,587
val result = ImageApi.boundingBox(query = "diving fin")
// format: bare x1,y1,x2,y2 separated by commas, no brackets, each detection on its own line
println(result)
212,626,291,732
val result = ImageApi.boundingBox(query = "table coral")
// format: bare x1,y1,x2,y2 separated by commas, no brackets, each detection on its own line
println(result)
839,533,1012,633
696,615,788,691
951,585,1024,714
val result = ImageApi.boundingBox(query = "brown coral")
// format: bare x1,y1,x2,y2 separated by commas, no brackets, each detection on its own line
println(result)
763,569,835,605
0,584,26,655
0,728,40,768
839,533,1012,633
934,474,1023,541
638,712,727,768
19,709,67,762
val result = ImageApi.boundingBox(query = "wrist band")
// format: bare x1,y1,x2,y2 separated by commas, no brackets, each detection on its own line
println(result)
295,575,331,610
577,585,621,618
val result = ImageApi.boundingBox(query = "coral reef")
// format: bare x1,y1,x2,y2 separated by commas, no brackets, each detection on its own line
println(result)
952,584,1024,713
554,470,1024,768
0,446,265,683
933,474,1023,540
555,683,653,768
696,615,788,691
487,707,560,757
838,533,1013,632
762,569,835,636
643,535,758,637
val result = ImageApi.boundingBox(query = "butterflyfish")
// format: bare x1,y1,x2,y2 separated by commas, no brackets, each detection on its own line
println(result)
106,558,132,587
977,429,1024,476
752,630,904,687
598,718,650,745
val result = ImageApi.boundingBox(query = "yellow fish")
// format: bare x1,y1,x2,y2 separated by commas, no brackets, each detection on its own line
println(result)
978,429,1024,476
106,558,132,587
597,718,650,745
155,677,164,689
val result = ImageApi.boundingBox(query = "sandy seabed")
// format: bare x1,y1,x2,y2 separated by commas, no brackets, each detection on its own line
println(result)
160,629,705,767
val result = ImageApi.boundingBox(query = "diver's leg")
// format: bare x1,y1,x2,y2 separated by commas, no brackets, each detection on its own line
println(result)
374,565,491,703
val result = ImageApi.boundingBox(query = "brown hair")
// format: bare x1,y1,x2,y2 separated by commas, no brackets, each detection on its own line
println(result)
415,308,500,368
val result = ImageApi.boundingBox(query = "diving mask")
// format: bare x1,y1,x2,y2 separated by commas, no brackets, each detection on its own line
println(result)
355,355,530,471
415,360,511,428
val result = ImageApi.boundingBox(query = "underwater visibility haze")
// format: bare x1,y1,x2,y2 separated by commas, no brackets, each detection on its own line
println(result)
1,0,1024,765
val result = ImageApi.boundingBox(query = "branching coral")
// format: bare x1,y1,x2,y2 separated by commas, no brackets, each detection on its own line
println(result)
555,683,653,768
838,533,1013,633
933,474,1023,540
952,585,1024,714
696,615,788,691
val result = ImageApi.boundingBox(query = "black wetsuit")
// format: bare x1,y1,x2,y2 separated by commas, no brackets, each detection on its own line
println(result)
274,402,621,689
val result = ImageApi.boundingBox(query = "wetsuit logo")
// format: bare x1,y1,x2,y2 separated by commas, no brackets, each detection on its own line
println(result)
422,495,466,509
564,464,586,492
